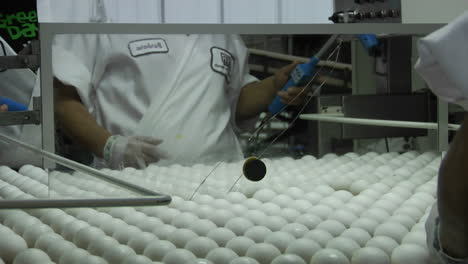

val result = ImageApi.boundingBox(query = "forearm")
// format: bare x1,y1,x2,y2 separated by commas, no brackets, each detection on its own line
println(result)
236,76,277,121
55,81,111,158
438,113,468,258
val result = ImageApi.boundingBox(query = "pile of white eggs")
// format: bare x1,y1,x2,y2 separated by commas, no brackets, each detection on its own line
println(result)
0,151,440,264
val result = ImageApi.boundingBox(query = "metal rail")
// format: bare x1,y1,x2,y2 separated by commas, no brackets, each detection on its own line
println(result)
300,113,460,131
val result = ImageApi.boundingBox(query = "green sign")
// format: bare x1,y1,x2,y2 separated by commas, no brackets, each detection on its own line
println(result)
0,10,38,41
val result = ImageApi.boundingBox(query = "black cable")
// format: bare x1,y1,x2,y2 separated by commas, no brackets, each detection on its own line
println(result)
385,138,390,152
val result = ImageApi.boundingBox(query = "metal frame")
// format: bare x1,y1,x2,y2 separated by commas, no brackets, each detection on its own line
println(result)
40,23,445,156
34,23,446,208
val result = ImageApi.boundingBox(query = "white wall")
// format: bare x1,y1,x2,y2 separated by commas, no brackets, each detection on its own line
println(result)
402,0,468,23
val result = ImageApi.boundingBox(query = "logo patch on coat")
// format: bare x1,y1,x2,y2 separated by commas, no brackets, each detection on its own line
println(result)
210,47,235,83
128,38,169,57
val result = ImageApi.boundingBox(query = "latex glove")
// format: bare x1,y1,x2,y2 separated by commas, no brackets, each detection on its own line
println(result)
103,135,168,169
414,10,468,110
273,62,308,106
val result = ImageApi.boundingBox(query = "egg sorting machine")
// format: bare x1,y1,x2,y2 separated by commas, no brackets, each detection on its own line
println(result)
0,22,461,264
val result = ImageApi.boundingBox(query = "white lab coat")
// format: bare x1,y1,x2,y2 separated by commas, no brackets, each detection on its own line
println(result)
0,37,42,168
53,34,257,166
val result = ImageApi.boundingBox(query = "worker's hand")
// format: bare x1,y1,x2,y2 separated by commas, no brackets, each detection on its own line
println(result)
273,61,308,106
0,104,7,112
103,135,169,169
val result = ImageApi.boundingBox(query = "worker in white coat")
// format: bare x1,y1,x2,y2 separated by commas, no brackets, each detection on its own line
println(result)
53,34,304,169
415,10,468,264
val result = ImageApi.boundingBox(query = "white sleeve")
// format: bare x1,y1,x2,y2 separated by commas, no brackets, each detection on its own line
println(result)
414,10,468,110
228,35,259,133
52,34,99,114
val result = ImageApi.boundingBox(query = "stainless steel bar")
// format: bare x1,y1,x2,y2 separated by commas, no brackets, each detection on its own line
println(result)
0,111,41,126
437,99,449,151
300,113,461,131
0,197,171,209
0,132,163,196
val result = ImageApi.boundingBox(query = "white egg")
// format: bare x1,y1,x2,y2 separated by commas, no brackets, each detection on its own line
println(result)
0,231,28,263
258,215,286,232
281,223,309,238
304,192,323,204
121,255,153,264
143,240,176,261
340,228,372,247
184,237,218,258
162,248,197,264
271,254,307,264
102,244,136,264
391,244,429,264
194,205,215,219
46,240,76,262
393,207,424,222
349,180,370,195
167,228,199,248
326,237,360,259
112,225,141,244
193,194,215,204
99,218,126,236
311,205,334,220
365,236,399,256
285,238,321,263
127,232,158,254
87,236,120,256
13,248,51,264
271,194,294,208
211,199,232,210
59,248,89,264
303,229,334,248
295,214,322,230
286,187,305,199
264,231,296,253
157,208,181,224
361,208,391,223
401,231,427,247
230,204,249,217
345,203,366,216
226,236,256,256
75,208,98,222
374,222,409,244
310,248,350,264
260,202,282,216
22,224,53,247
123,211,148,226
230,256,260,264
242,198,263,210
316,220,346,237
73,226,106,248
253,189,277,202
245,243,281,264
136,217,164,232
244,210,268,225
206,248,239,264
189,219,217,236
351,247,390,264
171,212,199,228
226,192,248,204
209,209,235,227
244,226,272,243
328,210,358,228
225,217,254,236
320,197,345,210
151,224,177,240
34,232,62,252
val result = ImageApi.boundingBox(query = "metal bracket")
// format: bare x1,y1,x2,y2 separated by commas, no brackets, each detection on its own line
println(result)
0,40,40,71
0,97,41,126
